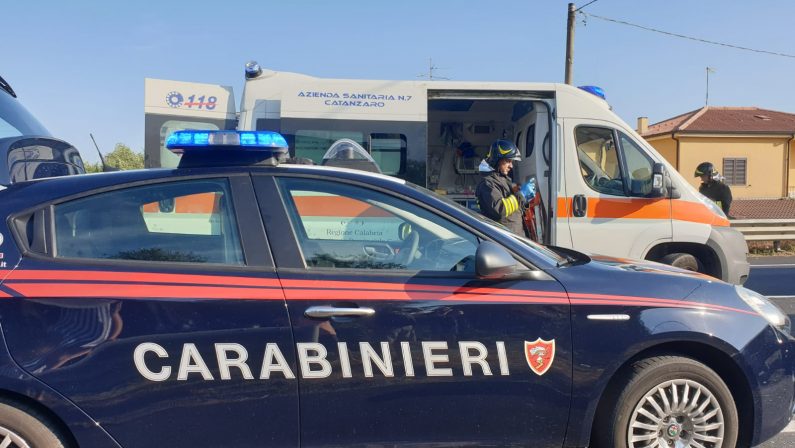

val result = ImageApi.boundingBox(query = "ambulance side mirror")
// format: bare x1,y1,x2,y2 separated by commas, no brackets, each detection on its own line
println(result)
476,241,518,279
650,163,666,198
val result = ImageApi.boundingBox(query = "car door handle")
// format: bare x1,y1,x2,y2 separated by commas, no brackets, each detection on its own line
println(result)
304,306,376,319
572,194,587,218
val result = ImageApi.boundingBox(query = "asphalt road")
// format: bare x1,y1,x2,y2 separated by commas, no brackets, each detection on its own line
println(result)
745,256,795,298
758,421,794,448
745,257,794,448
746,256,795,337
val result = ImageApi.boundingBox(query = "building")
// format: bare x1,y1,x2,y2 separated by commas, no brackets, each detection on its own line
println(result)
639,107,795,200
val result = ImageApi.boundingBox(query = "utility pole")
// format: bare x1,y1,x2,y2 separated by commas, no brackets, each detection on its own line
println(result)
705,67,716,106
565,3,576,84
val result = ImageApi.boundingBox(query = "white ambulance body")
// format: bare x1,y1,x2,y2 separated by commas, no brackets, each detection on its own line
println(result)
144,66,749,284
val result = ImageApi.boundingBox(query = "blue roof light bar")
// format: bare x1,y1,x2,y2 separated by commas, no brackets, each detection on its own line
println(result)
165,130,290,168
578,85,606,100
166,130,288,154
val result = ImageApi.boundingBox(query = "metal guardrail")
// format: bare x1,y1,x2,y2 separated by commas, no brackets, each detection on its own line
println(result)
731,219,795,241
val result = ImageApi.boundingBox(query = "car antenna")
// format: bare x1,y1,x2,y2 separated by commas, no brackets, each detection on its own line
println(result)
89,133,118,172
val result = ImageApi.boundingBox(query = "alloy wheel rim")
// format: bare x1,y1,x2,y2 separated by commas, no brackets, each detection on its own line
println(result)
627,379,725,448
0,425,31,448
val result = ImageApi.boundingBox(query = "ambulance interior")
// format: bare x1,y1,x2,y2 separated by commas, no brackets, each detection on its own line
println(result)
426,98,552,242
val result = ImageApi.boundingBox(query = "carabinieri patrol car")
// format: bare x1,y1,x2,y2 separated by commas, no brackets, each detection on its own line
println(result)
0,130,790,448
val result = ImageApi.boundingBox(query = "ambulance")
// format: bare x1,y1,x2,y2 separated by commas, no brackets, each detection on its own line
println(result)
144,63,750,284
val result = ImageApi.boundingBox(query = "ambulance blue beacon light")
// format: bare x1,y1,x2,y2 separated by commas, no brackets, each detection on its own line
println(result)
578,85,606,100
165,130,289,167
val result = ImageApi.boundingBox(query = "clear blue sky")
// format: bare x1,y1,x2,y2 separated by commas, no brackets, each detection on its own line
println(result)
4,0,794,163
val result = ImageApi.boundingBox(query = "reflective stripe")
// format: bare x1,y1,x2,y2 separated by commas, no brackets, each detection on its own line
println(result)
502,195,519,216
0,270,758,315
556,197,729,227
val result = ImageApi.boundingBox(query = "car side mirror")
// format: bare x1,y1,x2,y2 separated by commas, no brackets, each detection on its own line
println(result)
650,163,666,198
476,241,518,279
1,136,86,185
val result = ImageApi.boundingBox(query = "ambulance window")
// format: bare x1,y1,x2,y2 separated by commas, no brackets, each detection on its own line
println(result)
295,130,365,164
277,177,479,272
618,132,655,197
369,133,406,175
53,179,244,265
575,126,625,196
525,124,536,157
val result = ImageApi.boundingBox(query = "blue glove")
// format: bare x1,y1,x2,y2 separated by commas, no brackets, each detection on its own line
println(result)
519,179,536,203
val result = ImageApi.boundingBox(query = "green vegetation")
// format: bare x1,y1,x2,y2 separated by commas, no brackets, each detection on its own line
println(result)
85,143,144,172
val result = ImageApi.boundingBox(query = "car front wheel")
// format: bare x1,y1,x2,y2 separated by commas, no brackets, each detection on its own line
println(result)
594,356,739,448
0,401,68,448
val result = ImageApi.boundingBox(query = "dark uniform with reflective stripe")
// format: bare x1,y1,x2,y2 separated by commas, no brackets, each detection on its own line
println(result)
699,180,732,216
476,171,524,235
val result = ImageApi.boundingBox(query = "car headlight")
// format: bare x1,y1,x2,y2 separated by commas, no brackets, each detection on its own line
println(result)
735,286,790,332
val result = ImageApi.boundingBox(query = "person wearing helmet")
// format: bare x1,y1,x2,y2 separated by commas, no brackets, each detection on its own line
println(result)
695,161,732,216
476,140,534,235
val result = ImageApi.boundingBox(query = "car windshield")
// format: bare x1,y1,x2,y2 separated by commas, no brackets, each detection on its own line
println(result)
0,88,51,139
407,182,567,265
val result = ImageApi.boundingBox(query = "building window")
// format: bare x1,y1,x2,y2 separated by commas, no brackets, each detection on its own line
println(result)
723,158,747,185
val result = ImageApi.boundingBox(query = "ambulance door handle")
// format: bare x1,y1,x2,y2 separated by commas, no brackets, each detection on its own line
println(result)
572,195,587,218
305,306,376,319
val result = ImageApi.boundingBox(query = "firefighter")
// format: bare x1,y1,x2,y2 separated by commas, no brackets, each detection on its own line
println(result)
695,161,732,217
476,140,534,235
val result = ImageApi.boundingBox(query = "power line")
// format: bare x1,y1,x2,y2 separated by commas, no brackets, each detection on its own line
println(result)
580,11,795,59
574,0,599,12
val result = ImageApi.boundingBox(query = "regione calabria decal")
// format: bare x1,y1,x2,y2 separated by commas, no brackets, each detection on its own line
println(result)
524,339,555,376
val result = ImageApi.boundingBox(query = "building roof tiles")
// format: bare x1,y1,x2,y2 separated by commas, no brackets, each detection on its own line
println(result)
643,107,795,137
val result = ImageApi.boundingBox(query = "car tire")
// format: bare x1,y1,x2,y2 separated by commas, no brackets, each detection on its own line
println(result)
0,400,68,448
593,356,738,448
660,252,701,272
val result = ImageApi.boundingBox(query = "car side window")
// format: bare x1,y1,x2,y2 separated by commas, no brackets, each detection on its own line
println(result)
53,178,244,264
618,132,656,197
277,177,479,272
575,126,626,196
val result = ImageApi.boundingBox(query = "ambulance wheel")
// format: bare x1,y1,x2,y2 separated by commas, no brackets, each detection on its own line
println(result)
593,356,738,448
660,252,701,271
0,401,68,448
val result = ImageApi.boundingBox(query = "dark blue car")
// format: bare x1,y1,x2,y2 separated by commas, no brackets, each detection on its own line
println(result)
0,130,790,448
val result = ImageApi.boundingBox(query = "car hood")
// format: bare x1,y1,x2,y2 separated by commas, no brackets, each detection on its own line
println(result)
543,252,724,303
587,254,718,282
